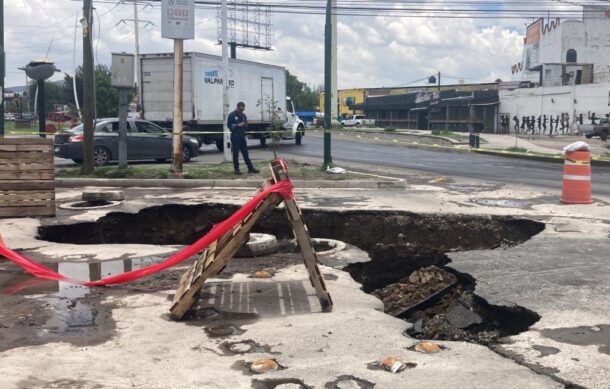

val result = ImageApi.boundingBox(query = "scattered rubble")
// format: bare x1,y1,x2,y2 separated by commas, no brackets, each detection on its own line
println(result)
250,359,283,374
372,266,457,317
411,341,446,354
370,357,416,373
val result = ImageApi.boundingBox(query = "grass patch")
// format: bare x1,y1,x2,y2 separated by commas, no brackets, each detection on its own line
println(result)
505,146,529,153
56,160,363,181
384,127,397,132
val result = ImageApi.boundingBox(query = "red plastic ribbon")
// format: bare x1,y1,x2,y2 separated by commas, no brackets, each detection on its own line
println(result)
0,179,293,287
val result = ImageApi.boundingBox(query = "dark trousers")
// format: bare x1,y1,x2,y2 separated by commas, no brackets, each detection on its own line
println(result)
231,132,254,172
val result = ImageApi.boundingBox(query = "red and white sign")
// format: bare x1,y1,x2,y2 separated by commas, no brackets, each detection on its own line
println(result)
161,0,195,40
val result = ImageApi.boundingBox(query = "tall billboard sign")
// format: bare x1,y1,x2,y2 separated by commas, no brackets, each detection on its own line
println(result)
162,0,195,40
525,19,542,70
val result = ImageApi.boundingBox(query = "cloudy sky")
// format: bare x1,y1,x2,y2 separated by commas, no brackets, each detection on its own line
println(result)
3,0,585,89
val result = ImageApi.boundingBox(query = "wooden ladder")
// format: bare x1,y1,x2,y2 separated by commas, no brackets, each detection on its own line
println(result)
170,160,333,319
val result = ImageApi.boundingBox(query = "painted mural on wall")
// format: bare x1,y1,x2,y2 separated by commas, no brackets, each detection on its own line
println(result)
499,111,609,135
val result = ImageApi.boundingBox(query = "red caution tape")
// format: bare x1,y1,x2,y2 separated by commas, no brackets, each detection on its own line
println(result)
0,179,294,287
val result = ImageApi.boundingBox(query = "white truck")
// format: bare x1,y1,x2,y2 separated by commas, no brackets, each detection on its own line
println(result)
140,52,305,150
342,115,375,127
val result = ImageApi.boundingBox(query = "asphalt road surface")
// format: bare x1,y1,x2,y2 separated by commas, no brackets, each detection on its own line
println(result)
282,135,610,197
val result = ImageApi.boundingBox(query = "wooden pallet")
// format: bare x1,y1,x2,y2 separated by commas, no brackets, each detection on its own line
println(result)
0,138,55,218
170,160,333,319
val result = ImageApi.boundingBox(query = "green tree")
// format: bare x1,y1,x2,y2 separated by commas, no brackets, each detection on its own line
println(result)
28,80,66,115
286,70,318,111
64,64,133,118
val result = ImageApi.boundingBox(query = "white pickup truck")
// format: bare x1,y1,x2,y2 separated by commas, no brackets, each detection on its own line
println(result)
342,115,375,127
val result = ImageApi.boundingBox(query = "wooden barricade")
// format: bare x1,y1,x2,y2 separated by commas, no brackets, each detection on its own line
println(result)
170,160,333,319
0,138,56,218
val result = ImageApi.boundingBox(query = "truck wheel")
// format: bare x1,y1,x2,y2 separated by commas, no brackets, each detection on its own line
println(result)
601,131,608,141
295,131,302,145
260,136,267,147
215,139,224,152
355,122,361,128
585,134,593,139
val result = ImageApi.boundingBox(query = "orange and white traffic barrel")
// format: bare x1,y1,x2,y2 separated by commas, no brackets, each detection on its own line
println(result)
561,150,592,204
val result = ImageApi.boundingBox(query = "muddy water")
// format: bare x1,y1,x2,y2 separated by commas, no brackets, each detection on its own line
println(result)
0,255,167,352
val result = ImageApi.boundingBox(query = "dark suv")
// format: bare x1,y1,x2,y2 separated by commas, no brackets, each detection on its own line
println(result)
54,118,200,165
580,118,609,141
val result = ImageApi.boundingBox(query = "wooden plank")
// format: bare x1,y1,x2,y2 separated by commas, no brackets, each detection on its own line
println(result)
0,191,55,202
0,190,55,198
0,171,54,180
0,138,53,145
0,205,55,217
269,159,333,312
0,144,53,152
0,181,55,191
1,163,55,172
284,197,333,312
0,199,56,208
170,193,283,319
0,150,54,160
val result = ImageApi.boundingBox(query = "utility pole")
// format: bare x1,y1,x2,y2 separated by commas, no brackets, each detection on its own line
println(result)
170,38,184,176
0,1,4,138
162,0,194,177
82,0,95,174
133,1,141,112
221,0,231,162
323,0,333,167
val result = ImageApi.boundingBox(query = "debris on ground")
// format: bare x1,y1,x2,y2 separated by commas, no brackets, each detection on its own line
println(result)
372,266,458,317
250,359,282,374
411,341,446,354
251,270,272,279
372,266,529,345
372,357,417,373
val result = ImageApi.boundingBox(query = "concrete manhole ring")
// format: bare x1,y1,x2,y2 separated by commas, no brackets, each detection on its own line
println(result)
311,238,347,255
236,233,279,258
59,200,121,210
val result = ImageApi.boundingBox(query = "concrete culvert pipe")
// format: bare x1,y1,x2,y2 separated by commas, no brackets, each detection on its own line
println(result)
235,233,279,258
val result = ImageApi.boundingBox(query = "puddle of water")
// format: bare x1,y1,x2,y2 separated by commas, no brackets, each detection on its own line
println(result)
324,375,376,389
219,339,279,356
252,378,313,389
541,325,610,355
0,255,167,339
204,324,246,338
532,345,561,357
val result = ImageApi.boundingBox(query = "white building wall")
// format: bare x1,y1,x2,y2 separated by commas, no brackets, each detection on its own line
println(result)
498,83,610,134
513,6,610,83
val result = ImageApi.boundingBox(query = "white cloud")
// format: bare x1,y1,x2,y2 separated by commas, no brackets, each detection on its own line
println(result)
4,0,528,89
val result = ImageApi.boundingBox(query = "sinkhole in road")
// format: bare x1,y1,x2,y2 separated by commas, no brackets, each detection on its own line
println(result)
38,203,545,344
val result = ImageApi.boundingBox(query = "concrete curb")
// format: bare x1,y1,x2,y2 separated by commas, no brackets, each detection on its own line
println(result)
55,178,406,190
471,149,610,166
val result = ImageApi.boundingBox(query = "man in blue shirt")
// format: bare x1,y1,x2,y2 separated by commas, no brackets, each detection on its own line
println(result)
227,102,260,175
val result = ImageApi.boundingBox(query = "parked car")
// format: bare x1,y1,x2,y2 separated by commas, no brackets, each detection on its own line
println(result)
342,115,375,127
578,118,609,141
54,118,200,166
4,113,16,121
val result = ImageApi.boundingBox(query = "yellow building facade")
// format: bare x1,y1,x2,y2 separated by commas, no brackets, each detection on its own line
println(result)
319,89,366,118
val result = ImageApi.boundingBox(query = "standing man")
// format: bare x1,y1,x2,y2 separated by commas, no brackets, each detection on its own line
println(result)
227,102,260,175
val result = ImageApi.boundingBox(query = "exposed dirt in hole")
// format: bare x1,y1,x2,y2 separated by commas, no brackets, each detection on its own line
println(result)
35,203,546,346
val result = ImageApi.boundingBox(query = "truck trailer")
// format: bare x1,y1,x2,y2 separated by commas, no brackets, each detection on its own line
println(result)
140,52,304,150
